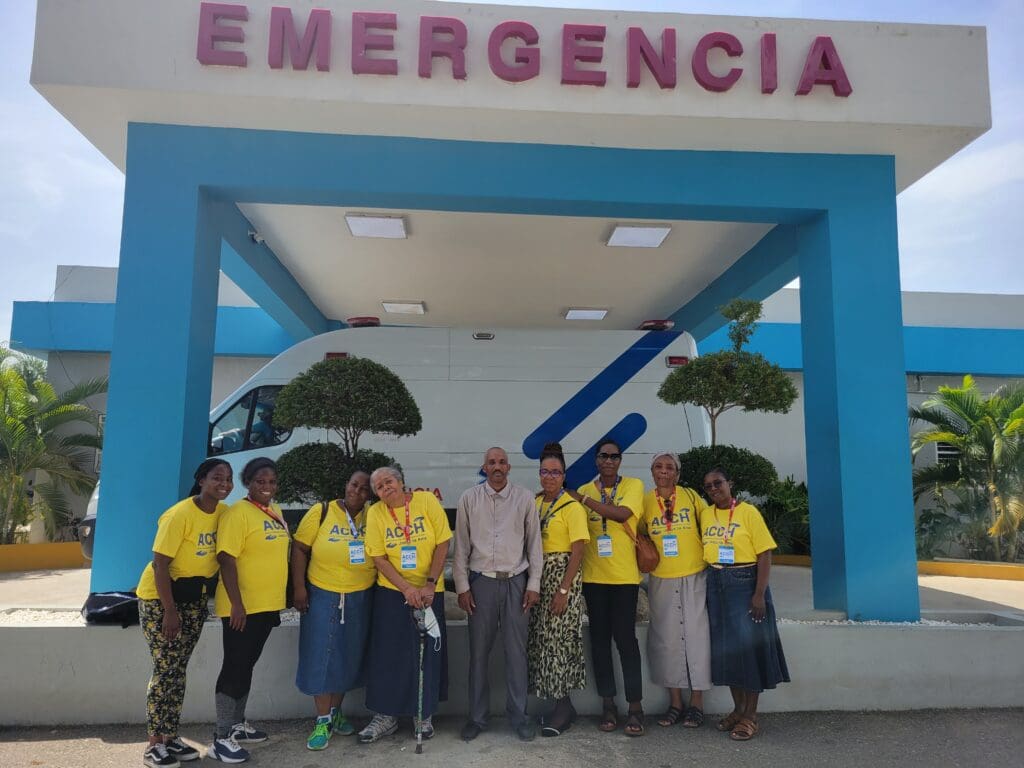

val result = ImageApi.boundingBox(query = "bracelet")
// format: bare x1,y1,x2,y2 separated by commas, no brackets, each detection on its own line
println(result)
426,577,437,584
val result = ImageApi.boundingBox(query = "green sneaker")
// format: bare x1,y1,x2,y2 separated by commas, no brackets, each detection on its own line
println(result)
306,718,332,751
332,710,355,736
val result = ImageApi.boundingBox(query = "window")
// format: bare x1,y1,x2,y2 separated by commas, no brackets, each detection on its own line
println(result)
208,387,292,456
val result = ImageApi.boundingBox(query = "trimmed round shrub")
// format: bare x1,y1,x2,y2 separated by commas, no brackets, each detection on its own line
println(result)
678,444,778,500
277,442,396,507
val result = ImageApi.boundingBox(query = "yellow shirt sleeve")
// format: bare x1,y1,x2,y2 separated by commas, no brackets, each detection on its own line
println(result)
215,505,247,558
151,506,187,558
566,502,590,543
745,503,778,555
294,505,323,547
619,478,644,521
424,494,453,545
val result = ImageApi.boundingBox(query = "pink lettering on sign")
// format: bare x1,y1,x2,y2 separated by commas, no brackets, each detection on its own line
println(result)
197,2,249,67
419,16,468,80
760,33,777,94
351,11,398,76
268,6,331,71
796,36,852,96
626,27,676,89
692,31,743,92
488,21,540,82
561,24,607,87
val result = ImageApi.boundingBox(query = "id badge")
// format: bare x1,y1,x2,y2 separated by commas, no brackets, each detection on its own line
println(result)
400,545,418,570
348,541,365,565
718,545,735,565
337,593,346,625
596,535,613,558
661,534,679,558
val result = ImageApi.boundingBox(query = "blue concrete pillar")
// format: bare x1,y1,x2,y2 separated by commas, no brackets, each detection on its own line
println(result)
797,169,920,621
90,132,221,593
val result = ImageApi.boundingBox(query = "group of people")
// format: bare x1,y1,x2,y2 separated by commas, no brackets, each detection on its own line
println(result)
136,440,789,768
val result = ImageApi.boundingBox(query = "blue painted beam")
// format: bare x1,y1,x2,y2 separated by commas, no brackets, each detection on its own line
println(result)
11,301,294,358
211,201,340,340
669,226,799,342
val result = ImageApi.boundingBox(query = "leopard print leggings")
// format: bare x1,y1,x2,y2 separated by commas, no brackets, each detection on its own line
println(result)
527,552,586,699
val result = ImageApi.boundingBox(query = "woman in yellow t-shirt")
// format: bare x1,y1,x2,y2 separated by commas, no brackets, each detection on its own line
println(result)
290,470,374,750
210,457,290,763
642,451,711,730
359,466,451,745
568,437,646,736
527,443,589,737
701,466,790,743
136,458,232,768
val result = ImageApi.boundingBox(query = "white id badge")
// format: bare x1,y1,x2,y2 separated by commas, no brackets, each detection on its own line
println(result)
661,534,679,557
338,593,346,624
400,545,418,570
718,545,736,565
348,541,365,565
596,535,613,558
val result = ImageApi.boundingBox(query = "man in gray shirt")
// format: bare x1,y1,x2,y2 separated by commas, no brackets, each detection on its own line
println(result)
453,447,543,742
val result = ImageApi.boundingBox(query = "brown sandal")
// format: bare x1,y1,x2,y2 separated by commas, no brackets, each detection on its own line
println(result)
730,718,759,741
716,712,742,732
598,703,619,732
657,706,683,727
624,710,645,737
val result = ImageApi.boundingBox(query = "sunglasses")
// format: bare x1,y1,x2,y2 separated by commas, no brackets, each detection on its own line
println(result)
596,452,622,461
539,468,564,477
703,479,727,491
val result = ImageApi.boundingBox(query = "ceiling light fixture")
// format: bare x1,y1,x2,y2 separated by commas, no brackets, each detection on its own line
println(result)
607,225,671,248
565,308,608,321
381,301,426,315
346,214,408,239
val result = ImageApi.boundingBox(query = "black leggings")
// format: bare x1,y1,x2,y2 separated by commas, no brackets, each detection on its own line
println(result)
582,583,643,703
215,611,280,699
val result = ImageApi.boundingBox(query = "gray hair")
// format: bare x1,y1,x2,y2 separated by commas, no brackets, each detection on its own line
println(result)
650,451,681,472
370,465,405,488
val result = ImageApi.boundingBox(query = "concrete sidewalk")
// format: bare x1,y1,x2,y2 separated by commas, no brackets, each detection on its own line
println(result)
1,711,1021,768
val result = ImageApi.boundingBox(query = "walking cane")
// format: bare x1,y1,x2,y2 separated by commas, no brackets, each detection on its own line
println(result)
413,607,428,754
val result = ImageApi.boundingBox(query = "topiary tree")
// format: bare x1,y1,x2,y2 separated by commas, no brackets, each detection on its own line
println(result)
275,356,422,455
678,444,778,500
276,443,396,507
658,298,798,446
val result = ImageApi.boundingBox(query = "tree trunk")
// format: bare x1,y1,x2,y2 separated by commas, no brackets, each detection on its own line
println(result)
709,414,717,448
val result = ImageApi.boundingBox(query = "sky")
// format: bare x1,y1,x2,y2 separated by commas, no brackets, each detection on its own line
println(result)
2,0,1022,345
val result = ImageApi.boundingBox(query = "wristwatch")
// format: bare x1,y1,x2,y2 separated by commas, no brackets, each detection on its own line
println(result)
558,587,569,595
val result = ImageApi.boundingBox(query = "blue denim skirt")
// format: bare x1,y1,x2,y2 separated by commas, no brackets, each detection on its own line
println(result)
295,583,372,696
706,565,790,693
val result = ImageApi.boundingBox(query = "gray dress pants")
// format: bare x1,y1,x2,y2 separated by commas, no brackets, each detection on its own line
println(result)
468,572,529,726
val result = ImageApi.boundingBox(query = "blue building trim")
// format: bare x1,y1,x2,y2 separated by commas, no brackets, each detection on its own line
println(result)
89,122,923,619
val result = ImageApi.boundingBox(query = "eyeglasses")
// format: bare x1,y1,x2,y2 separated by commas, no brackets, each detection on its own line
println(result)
703,479,727,491
596,452,622,461
539,469,564,477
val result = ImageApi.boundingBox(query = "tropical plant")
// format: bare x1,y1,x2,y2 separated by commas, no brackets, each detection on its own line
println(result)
0,347,107,543
677,444,778,500
760,477,811,555
910,376,1024,562
658,298,797,446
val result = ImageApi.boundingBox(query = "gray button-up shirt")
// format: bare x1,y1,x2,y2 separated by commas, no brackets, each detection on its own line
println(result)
453,481,543,594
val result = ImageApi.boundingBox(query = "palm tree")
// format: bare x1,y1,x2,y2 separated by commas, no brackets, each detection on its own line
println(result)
0,348,107,543
909,376,1024,561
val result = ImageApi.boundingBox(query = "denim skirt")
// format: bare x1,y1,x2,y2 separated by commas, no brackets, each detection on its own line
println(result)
295,583,372,696
364,587,448,718
706,565,790,693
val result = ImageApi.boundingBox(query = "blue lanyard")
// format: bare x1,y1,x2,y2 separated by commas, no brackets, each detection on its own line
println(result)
596,477,620,534
339,500,360,540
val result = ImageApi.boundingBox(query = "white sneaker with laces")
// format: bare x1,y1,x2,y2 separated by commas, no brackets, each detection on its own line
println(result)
357,714,399,744
229,721,268,744
208,735,249,763
143,743,180,768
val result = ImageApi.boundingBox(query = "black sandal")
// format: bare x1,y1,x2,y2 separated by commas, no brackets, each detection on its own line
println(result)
682,707,704,728
657,706,683,727
624,710,645,737
598,703,619,732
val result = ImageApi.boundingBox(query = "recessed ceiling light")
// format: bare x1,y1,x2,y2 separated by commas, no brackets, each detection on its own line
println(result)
565,308,608,321
381,301,426,315
346,214,407,239
607,225,671,248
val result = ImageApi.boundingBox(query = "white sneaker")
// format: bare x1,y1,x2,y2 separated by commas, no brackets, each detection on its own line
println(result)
143,743,180,768
207,735,249,763
414,716,435,740
357,714,399,744
229,721,268,743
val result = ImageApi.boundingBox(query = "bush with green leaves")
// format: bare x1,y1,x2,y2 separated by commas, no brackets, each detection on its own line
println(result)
276,443,396,508
760,477,810,555
677,444,778,500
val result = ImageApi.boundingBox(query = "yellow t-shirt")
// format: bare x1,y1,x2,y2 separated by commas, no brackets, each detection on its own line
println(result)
294,500,376,594
641,487,706,579
136,498,227,600
365,491,452,592
578,476,645,585
537,493,590,554
214,499,290,617
700,500,777,565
